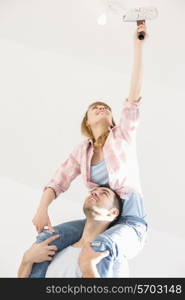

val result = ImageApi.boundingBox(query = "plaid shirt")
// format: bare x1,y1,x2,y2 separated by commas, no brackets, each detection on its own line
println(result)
43,97,143,200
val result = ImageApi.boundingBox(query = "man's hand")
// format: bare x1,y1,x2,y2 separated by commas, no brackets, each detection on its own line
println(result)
78,242,109,277
23,234,60,264
17,234,60,278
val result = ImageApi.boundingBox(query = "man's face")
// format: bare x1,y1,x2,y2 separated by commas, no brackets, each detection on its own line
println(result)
83,187,119,221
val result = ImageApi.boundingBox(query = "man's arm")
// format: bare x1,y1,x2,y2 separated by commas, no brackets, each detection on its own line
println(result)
17,235,60,278
81,265,100,278
18,259,34,278
78,242,109,278
128,23,148,103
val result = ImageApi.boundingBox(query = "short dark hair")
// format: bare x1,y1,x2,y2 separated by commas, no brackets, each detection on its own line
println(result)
97,184,123,227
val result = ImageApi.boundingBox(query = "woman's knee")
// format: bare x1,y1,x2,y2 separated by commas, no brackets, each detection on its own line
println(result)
91,234,116,259
36,229,58,243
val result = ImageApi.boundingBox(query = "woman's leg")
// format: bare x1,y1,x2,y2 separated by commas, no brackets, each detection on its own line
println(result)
91,222,146,277
90,193,148,277
29,219,86,278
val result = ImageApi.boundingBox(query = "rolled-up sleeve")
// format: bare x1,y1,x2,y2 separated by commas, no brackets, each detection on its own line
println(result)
43,144,81,198
119,97,142,143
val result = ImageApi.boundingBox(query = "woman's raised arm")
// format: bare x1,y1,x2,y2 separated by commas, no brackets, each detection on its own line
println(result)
127,22,148,103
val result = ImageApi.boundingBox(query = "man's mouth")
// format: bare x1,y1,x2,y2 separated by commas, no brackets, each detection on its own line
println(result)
89,195,98,202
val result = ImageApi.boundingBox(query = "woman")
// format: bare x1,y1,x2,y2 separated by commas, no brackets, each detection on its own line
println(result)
31,23,149,277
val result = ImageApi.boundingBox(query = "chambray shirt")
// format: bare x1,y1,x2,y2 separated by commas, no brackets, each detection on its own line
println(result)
43,97,143,200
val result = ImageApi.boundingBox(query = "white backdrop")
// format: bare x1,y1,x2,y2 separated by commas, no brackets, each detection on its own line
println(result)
0,0,185,277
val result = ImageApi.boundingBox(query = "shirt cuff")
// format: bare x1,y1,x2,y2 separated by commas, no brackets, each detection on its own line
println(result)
43,186,57,198
124,96,142,108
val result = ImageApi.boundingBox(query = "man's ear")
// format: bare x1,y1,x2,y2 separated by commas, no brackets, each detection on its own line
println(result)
108,208,119,219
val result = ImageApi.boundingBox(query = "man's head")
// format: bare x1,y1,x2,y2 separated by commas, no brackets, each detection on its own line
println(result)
83,185,123,225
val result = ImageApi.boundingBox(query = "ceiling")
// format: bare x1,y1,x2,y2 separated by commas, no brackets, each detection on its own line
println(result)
0,0,184,90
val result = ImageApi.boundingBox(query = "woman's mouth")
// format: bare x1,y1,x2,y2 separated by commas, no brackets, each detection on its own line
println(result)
97,111,108,115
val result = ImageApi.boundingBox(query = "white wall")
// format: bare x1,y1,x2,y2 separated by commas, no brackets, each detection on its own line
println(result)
0,0,185,277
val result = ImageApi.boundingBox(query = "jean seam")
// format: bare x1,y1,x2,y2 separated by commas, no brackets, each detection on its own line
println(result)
95,233,118,261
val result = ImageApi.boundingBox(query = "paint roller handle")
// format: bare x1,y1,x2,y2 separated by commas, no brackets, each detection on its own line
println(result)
137,20,145,40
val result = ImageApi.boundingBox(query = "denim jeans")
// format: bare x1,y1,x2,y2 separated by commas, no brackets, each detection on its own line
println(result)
29,193,148,278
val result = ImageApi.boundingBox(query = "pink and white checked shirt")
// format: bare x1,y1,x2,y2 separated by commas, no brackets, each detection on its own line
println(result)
43,97,143,200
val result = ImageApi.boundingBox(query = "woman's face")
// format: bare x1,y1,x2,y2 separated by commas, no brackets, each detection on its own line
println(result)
87,104,113,128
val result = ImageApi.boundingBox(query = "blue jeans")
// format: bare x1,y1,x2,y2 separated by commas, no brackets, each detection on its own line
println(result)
29,193,148,277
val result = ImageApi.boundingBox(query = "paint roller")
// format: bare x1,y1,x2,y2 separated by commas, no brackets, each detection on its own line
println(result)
122,6,158,40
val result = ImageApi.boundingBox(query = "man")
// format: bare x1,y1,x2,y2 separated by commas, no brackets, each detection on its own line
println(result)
18,186,130,278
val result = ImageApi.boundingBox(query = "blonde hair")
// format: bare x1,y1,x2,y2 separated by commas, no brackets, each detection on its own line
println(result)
81,101,116,147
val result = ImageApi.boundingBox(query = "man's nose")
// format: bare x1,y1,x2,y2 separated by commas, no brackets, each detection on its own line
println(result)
92,190,99,199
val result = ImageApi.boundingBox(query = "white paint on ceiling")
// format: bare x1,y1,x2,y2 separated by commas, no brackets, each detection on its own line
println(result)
0,0,184,89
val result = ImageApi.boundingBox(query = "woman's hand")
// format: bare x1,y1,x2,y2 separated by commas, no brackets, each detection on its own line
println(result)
134,22,149,44
32,209,55,233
